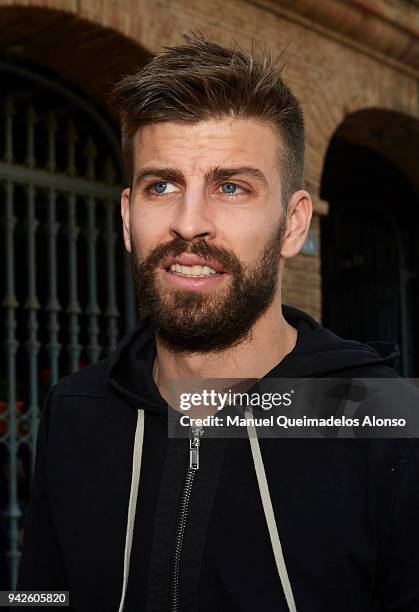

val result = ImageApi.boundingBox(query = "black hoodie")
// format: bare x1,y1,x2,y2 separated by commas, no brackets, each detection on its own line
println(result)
17,305,419,611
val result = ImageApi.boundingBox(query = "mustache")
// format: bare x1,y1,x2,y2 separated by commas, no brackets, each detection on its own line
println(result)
135,236,242,274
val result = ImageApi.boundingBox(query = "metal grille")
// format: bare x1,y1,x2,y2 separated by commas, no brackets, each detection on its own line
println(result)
321,199,411,375
0,62,136,588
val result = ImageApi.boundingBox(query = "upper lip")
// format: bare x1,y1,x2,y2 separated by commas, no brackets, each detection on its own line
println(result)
161,253,225,273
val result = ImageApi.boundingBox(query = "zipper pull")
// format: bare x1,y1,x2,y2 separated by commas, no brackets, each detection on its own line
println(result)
189,426,204,470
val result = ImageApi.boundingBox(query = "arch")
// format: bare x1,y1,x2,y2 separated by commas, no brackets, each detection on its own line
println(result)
303,64,419,198
320,108,419,376
0,4,151,114
330,108,419,196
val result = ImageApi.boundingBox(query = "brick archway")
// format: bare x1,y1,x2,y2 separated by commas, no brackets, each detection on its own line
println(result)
330,108,419,197
304,71,419,200
0,4,151,114
320,108,419,376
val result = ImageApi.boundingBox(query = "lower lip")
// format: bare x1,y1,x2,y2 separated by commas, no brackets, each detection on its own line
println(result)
160,269,227,291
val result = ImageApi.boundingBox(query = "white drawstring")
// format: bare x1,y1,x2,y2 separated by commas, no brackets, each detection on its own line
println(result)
245,405,298,612
117,406,297,611
118,409,145,612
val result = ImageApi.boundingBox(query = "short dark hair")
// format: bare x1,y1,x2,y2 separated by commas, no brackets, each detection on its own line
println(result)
110,33,305,207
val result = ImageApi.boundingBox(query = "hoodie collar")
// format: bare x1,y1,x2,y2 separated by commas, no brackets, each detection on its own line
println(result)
270,305,400,378
107,304,400,411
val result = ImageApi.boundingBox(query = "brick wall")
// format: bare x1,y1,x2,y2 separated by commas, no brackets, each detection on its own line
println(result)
1,0,418,322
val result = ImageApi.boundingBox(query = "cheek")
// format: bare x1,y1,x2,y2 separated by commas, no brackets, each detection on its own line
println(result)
224,222,269,266
243,237,265,265
129,211,167,257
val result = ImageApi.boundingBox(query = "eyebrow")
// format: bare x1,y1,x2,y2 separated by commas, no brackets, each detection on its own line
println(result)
133,165,268,188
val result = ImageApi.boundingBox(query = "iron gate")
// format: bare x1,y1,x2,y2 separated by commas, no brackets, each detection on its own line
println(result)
0,61,136,588
321,198,415,376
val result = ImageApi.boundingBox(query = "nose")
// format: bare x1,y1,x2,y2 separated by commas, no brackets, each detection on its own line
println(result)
169,185,216,242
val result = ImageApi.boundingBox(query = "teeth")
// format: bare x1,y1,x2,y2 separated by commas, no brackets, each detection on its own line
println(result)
170,263,218,276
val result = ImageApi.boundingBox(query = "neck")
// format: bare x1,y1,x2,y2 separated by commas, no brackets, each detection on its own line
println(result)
152,297,297,404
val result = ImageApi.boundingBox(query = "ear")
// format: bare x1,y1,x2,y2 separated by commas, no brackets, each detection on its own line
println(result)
120,187,131,253
280,190,313,258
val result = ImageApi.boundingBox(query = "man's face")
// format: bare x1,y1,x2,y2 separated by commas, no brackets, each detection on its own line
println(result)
121,117,289,353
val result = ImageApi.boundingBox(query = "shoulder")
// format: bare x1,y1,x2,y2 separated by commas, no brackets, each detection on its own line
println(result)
48,358,115,401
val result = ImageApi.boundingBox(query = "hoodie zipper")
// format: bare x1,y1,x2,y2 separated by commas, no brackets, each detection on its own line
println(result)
170,425,204,612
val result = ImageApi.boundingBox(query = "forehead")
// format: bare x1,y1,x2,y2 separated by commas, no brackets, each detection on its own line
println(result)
132,117,281,175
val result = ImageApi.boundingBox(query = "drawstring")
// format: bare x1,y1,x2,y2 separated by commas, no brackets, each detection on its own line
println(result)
117,406,296,611
118,409,145,612
245,405,298,612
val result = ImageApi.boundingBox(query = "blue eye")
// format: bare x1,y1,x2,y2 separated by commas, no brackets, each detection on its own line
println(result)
149,181,178,195
221,183,238,194
219,183,247,198
153,182,168,194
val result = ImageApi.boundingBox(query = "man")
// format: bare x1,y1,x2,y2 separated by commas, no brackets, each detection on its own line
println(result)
17,34,419,611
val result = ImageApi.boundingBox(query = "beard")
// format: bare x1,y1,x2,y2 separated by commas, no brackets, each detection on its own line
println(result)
130,220,286,354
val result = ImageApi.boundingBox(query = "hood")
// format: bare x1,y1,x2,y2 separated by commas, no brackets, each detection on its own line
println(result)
270,305,399,377
107,304,400,413
110,304,400,612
